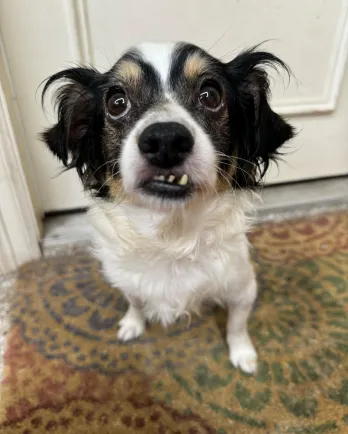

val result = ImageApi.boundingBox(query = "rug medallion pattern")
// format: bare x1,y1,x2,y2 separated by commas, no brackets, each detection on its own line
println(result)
0,212,347,433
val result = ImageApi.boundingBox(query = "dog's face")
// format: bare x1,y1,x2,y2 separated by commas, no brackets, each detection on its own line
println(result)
42,42,294,207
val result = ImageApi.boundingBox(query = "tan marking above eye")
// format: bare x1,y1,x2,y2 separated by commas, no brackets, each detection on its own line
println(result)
116,60,142,85
184,53,210,79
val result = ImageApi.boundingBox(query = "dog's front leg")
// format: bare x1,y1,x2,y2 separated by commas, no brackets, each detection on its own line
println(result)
226,277,257,374
118,301,146,342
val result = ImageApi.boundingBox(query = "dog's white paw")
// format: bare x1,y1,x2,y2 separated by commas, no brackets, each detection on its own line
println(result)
228,334,258,374
118,309,145,342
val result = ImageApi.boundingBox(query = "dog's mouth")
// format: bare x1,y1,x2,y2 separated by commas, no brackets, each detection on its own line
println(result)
140,172,193,199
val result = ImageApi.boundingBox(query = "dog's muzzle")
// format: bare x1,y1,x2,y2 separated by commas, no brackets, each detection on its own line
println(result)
138,121,194,199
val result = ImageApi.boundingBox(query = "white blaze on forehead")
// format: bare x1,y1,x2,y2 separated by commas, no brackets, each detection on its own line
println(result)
136,42,176,84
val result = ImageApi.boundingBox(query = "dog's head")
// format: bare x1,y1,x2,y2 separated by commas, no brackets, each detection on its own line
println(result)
41,42,294,208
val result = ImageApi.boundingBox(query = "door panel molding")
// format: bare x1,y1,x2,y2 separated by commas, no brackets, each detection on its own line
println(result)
76,0,348,116
276,0,348,115
65,0,93,63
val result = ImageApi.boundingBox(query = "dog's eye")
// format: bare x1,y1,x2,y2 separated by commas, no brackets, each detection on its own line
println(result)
199,83,222,111
107,90,130,119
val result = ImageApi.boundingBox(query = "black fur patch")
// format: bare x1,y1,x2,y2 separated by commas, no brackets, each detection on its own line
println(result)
41,67,109,197
225,46,295,187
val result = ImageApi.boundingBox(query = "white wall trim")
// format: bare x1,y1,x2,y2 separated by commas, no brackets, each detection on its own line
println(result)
74,0,94,64
324,0,348,110
276,0,348,115
0,77,41,273
66,0,94,64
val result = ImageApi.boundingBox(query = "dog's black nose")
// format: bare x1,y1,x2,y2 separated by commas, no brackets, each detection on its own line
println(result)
138,122,194,168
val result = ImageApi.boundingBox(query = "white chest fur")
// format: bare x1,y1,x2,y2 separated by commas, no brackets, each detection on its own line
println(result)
88,192,256,325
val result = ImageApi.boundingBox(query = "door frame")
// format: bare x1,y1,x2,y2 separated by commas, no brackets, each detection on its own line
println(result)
0,35,41,274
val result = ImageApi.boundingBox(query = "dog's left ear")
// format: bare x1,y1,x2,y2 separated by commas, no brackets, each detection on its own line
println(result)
226,47,295,185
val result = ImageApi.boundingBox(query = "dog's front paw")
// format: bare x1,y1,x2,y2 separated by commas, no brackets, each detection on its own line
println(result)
118,308,145,342
228,334,257,374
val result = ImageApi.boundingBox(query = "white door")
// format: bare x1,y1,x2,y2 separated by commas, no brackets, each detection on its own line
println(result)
1,0,347,212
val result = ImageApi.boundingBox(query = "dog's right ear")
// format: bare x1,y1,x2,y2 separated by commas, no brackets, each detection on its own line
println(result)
225,46,295,186
41,67,104,172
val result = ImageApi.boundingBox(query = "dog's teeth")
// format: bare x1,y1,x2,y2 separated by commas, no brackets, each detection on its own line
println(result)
158,175,165,181
168,175,175,183
178,174,188,185
153,176,160,181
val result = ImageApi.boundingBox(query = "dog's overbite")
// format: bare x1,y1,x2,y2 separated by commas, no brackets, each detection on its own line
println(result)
153,174,189,185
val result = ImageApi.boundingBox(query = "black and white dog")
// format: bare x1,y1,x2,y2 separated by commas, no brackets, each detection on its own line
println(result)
42,42,294,374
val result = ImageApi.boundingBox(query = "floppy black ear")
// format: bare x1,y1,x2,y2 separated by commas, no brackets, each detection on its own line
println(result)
226,47,295,186
41,67,107,194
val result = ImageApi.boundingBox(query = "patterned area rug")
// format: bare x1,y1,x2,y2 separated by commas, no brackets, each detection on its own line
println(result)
0,211,347,433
